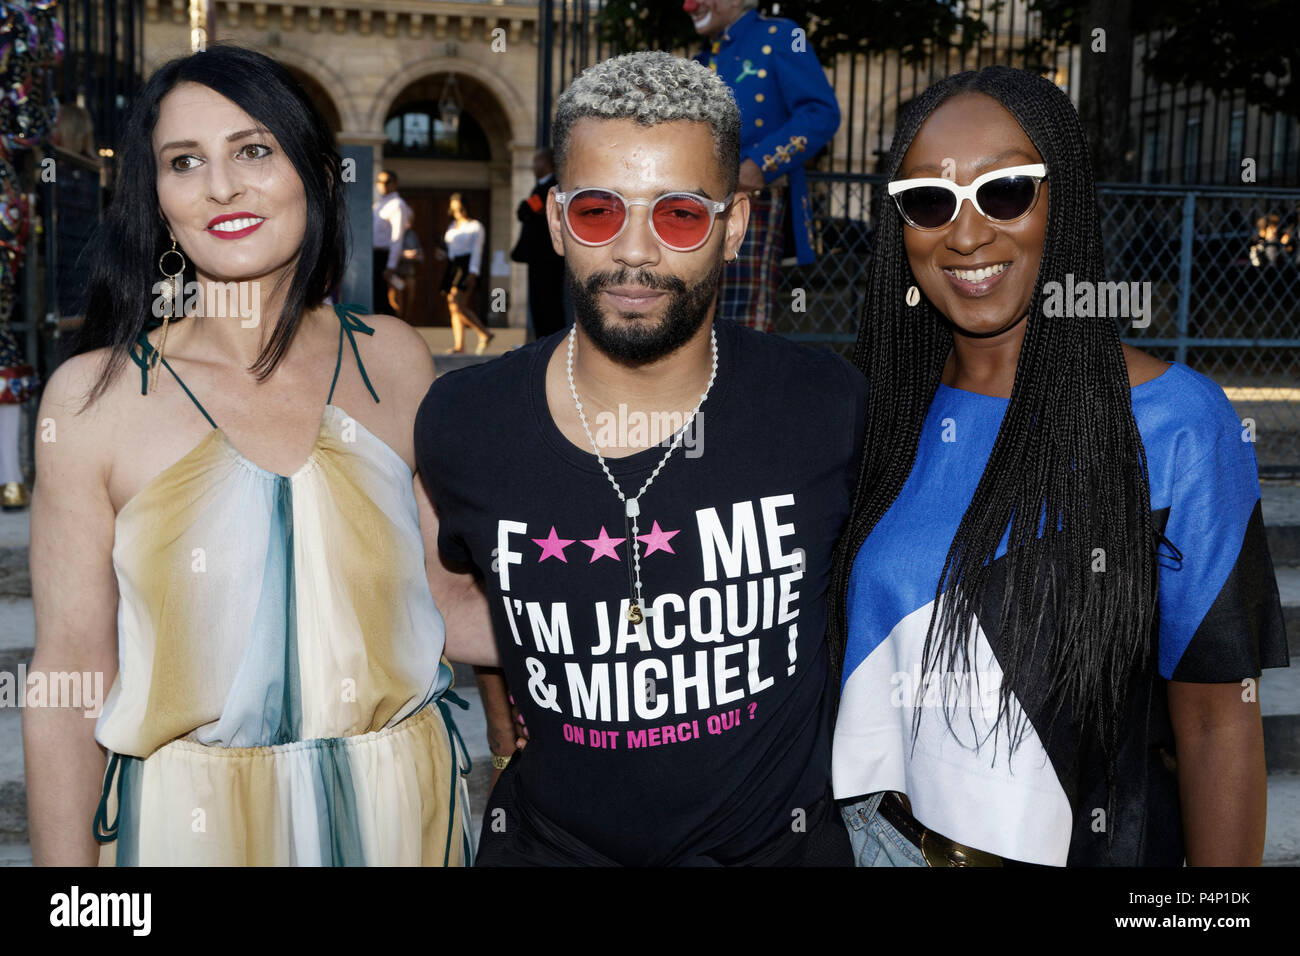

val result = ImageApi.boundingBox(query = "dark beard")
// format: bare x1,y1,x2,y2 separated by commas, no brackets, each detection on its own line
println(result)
567,260,722,364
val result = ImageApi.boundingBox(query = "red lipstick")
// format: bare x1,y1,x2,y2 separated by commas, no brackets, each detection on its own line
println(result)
207,212,266,240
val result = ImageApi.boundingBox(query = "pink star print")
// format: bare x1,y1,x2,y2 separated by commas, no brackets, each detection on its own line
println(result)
637,521,680,557
582,526,626,563
532,526,576,563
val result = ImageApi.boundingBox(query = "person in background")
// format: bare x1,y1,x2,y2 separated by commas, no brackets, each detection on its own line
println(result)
0,328,37,510
1281,202,1300,264
442,192,493,354
372,169,412,316
1249,213,1284,268
685,0,839,333
511,147,566,339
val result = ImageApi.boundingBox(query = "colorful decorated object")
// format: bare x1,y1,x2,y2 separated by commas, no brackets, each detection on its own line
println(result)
0,0,64,403
0,0,64,150
0,322,35,402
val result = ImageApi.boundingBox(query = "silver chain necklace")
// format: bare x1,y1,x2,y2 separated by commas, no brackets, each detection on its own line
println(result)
566,323,718,624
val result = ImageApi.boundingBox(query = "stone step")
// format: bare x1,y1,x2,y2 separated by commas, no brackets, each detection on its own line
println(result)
0,709,25,845
0,842,30,866
1278,567,1300,655
0,510,28,600
432,352,506,377
0,595,33,846
413,326,526,358
0,597,33,673
1264,773,1300,865
0,596,31,843
1270,527,1300,568
420,326,527,381
1262,663,1300,774
1263,481,1300,567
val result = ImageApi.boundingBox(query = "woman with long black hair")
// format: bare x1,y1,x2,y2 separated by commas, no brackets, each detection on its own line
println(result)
24,45,494,865
830,66,1288,867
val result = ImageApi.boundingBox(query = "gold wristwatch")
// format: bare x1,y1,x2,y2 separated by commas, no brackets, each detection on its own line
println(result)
491,752,513,770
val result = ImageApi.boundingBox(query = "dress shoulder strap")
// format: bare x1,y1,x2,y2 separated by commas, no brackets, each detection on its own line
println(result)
127,331,219,430
328,302,381,406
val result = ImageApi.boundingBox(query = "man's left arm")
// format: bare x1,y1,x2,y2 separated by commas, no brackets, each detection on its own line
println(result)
742,29,840,184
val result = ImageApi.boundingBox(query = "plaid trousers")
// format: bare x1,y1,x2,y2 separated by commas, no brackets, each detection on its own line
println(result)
717,186,786,333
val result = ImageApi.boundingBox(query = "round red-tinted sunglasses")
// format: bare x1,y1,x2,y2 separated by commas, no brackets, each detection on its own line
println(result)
554,187,734,252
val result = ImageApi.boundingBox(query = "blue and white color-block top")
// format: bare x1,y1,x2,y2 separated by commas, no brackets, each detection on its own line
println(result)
833,363,1289,866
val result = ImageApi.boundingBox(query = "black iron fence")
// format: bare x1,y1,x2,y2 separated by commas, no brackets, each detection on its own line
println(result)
776,172,1300,474
57,0,146,154
542,2,1300,188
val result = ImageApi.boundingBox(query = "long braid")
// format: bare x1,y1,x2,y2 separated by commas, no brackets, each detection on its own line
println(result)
827,66,1156,811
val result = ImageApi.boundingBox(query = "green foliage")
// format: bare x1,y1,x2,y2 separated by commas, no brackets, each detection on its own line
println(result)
1141,0,1298,119
595,0,990,62
1029,0,1298,119
776,0,988,61
596,0,699,56
595,0,1298,119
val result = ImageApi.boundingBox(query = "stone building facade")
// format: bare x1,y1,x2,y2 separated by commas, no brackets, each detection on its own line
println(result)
144,0,548,328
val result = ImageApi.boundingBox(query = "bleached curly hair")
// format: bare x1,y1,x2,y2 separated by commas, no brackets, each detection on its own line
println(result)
552,51,741,193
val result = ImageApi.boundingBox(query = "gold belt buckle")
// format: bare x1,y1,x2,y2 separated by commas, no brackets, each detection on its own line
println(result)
920,828,1004,867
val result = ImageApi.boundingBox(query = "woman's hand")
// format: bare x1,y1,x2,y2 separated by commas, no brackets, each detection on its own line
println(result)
738,158,766,194
476,668,524,794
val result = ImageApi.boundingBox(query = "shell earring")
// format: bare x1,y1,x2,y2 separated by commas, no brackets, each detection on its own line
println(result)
151,239,187,393
906,285,921,307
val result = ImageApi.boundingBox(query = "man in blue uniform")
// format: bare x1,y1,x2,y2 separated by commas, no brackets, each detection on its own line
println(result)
685,0,840,332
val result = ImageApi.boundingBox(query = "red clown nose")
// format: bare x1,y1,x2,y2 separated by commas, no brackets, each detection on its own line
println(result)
683,0,699,11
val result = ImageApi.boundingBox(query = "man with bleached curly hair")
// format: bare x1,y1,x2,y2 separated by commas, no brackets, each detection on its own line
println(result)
416,51,866,866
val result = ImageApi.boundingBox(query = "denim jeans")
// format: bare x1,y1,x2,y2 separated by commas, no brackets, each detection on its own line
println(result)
839,792,927,867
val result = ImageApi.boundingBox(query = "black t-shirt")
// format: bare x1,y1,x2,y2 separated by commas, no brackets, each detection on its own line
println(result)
416,320,868,865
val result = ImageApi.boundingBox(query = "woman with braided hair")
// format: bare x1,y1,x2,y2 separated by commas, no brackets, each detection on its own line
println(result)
830,66,1288,867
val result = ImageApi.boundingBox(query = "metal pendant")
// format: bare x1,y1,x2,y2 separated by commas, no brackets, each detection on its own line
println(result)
628,603,644,625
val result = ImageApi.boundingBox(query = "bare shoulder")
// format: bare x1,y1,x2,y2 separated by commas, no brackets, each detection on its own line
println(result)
1122,344,1171,388
344,314,435,466
34,348,129,487
354,312,436,389
38,348,122,441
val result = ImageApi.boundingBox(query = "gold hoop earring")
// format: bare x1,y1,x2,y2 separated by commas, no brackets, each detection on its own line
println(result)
151,239,187,393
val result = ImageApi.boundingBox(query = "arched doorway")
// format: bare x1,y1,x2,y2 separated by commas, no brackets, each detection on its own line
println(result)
380,72,513,327
284,66,342,136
